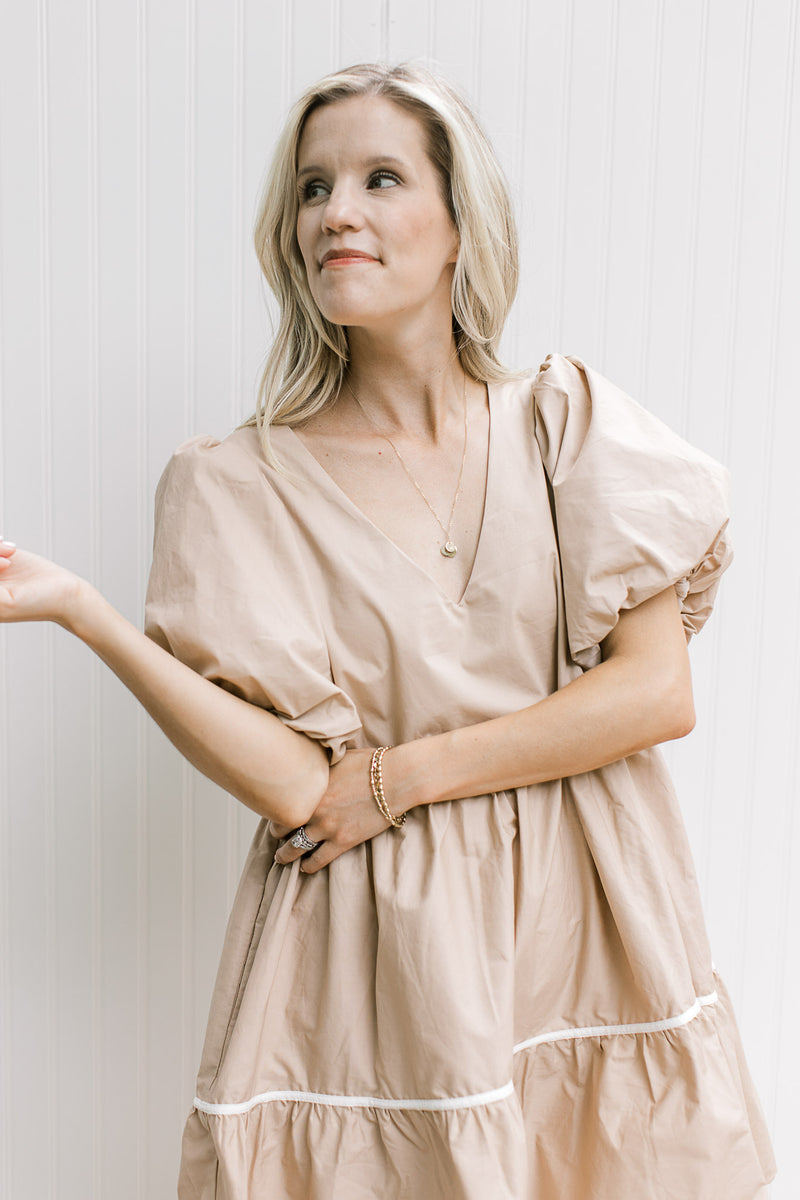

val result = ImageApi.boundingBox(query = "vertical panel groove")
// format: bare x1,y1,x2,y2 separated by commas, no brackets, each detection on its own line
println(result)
228,0,247,906
471,0,482,106
135,0,149,1190
754,0,798,1132
380,0,390,59
86,0,103,1193
719,0,755,471
35,1,57,1193
426,0,435,60
679,0,711,432
700,0,756,1005
181,0,199,1117
596,0,620,368
283,0,293,108
330,0,341,68
0,636,8,1199
636,0,665,401
510,0,530,365
0,61,11,1194
773,572,800,1133
686,0,718,908
553,0,575,350
231,0,244,432
720,0,755,1001
698,609,724,915
511,0,529,184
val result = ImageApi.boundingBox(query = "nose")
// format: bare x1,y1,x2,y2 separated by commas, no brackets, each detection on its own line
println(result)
320,180,365,234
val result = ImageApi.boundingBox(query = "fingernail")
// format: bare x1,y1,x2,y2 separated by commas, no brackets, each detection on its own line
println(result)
0,540,15,549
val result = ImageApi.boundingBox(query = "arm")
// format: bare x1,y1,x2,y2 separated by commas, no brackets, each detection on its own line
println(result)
274,584,694,871
390,583,694,809
0,544,329,827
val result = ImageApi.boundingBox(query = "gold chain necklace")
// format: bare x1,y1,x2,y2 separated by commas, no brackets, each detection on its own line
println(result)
345,373,469,558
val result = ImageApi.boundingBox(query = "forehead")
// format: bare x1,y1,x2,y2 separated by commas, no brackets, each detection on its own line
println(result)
297,95,432,167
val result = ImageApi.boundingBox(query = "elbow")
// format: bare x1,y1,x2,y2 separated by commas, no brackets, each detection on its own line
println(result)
666,700,696,741
657,671,696,742
252,749,330,828
279,762,330,828
235,744,331,830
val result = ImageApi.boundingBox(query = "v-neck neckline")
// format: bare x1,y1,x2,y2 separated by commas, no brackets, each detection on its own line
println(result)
279,381,496,609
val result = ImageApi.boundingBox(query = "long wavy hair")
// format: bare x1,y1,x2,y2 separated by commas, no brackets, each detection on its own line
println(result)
245,62,521,465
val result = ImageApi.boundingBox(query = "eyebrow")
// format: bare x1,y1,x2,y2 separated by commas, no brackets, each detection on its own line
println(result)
296,156,408,179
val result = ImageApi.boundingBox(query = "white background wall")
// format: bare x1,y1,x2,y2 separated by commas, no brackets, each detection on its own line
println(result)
0,0,797,1196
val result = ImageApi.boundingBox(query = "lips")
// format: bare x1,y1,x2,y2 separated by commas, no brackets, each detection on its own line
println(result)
321,248,377,266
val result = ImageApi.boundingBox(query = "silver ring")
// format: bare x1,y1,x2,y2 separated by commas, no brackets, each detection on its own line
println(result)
290,826,320,852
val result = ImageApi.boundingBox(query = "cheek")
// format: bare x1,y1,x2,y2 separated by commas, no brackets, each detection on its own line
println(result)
413,214,459,267
296,221,312,270
296,205,320,264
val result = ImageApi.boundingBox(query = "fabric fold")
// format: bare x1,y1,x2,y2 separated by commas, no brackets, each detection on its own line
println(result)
145,433,362,762
532,354,733,668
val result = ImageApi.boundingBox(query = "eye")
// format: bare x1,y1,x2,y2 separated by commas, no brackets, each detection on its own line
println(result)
368,170,400,190
299,179,329,201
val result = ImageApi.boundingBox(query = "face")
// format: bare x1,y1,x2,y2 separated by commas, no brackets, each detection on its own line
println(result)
295,95,460,333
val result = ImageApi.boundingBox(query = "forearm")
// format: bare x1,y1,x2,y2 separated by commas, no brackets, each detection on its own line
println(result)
386,587,696,812
394,675,690,814
65,583,329,825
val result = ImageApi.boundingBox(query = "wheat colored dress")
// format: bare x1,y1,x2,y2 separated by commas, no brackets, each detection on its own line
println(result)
145,354,776,1199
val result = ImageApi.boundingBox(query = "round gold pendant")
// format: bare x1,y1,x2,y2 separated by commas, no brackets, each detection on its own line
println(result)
441,541,458,558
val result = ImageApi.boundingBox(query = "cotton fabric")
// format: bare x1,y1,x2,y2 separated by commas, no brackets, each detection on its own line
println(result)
145,354,776,1199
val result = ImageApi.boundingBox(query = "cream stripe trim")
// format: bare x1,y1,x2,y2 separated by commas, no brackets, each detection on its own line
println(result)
512,990,718,1055
194,990,718,1117
194,1080,515,1116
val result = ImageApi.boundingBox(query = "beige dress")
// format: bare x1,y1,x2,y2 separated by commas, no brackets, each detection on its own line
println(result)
145,354,776,1200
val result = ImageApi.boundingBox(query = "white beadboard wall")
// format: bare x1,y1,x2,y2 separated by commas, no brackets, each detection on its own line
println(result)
0,0,797,1196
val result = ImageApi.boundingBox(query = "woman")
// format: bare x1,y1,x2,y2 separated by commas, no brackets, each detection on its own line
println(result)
0,62,775,1199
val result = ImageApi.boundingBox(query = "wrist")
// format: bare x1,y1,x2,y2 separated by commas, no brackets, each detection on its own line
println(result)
59,578,108,640
383,733,450,813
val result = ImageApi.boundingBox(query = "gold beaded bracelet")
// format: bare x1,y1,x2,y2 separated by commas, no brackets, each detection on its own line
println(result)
369,746,406,828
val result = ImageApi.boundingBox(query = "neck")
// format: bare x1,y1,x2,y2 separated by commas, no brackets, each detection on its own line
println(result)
344,321,465,442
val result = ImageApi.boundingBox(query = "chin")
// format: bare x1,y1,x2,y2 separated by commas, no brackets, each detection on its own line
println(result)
314,299,387,328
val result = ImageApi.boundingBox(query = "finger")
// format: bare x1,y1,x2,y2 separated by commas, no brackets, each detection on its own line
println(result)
300,840,345,874
273,839,299,865
274,830,322,866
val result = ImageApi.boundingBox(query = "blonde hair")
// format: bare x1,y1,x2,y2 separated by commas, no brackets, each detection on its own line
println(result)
246,62,520,464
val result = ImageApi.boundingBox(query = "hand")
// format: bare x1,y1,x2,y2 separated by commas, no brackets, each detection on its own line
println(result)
0,541,90,629
270,747,395,874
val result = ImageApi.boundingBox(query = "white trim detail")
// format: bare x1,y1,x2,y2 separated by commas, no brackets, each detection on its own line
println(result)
194,1080,516,1117
193,990,719,1117
512,990,719,1055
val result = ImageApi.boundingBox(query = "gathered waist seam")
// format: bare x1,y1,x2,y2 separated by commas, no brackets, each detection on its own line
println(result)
194,989,718,1117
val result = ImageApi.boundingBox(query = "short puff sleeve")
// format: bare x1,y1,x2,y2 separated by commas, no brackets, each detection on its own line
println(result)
144,432,361,763
533,354,733,670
